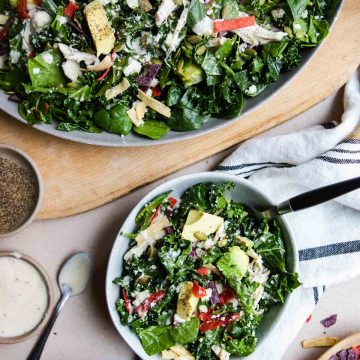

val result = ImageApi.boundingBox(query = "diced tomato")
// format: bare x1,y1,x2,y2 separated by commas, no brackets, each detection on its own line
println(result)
199,318,224,332
352,346,360,355
151,86,161,97
122,288,131,314
199,309,213,322
196,267,209,276
0,28,7,42
149,204,161,225
97,67,111,81
17,0,30,19
168,197,177,208
33,0,41,5
64,1,79,17
214,16,255,33
305,314,312,323
219,288,236,304
134,290,166,317
199,312,241,332
192,281,207,298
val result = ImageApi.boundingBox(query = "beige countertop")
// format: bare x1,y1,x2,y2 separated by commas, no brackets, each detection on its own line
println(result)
1,87,359,360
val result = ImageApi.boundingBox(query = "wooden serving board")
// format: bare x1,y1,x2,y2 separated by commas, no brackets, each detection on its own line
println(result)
0,0,359,219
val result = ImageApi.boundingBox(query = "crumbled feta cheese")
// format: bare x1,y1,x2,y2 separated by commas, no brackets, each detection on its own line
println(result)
42,52,54,64
9,50,20,64
150,264,157,270
199,305,208,313
301,9,308,18
133,290,150,307
192,16,214,36
123,57,142,76
271,8,285,19
32,10,52,32
212,345,230,360
62,59,82,82
32,67,40,75
155,0,178,26
122,275,131,286
150,78,159,87
238,42,247,53
246,84,257,95
203,288,212,301
174,313,186,323
126,0,139,9
58,16,67,25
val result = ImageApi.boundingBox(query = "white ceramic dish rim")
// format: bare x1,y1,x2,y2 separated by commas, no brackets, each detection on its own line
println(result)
106,172,299,359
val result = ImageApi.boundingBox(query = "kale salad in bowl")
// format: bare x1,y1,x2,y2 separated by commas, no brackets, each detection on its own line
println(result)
106,172,300,359
0,0,341,144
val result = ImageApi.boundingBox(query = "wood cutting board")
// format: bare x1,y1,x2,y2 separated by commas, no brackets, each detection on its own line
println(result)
0,0,359,219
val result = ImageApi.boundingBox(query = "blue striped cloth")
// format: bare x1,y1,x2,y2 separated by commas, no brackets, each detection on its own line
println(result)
217,69,360,359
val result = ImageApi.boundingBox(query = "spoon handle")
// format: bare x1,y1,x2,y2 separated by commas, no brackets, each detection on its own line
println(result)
276,176,360,215
27,290,71,360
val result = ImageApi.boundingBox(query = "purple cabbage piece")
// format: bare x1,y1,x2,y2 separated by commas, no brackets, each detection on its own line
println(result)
347,350,359,360
135,64,162,91
320,314,337,328
338,350,348,360
189,247,196,258
164,226,174,234
208,281,221,305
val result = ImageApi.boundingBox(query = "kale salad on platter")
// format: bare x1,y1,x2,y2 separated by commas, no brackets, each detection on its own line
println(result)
0,0,340,140
113,182,300,359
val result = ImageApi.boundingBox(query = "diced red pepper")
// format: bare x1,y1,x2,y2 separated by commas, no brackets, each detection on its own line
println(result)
168,197,177,208
151,86,161,97
214,16,255,33
305,314,312,323
122,288,131,314
199,309,213,322
199,312,241,332
199,318,224,332
17,0,30,19
192,281,207,298
0,28,7,42
196,267,210,276
64,1,79,18
97,67,111,81
149,204,161,225
219,288,236,304
134,290,166,317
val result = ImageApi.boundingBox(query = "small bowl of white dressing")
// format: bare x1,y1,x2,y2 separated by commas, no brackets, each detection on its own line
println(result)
0,252,53,344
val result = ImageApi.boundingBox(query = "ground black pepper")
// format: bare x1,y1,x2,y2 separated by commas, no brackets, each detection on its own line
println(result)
0,157,38,234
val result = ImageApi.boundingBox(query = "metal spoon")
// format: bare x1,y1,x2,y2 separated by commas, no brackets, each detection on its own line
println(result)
253,176,360,219
27,252,92,360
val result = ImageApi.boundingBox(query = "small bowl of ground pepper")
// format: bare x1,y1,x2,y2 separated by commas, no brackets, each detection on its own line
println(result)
0,144,43,238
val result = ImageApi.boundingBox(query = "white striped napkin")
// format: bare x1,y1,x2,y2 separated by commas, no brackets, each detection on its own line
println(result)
217,69,360,359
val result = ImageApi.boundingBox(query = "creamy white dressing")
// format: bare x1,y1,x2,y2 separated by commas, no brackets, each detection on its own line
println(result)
0,256,48,338
58,253,91,295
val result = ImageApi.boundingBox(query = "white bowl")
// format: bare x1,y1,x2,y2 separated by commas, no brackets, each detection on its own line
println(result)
106,172,299,359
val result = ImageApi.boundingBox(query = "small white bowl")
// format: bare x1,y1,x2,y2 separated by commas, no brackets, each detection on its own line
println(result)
0,144,43,238
106,172,298,359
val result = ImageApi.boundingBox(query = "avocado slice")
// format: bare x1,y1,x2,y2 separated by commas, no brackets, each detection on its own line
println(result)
217,246,249,280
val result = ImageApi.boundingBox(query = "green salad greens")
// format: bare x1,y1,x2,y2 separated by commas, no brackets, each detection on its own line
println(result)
0,0,339,140
113,182,300,359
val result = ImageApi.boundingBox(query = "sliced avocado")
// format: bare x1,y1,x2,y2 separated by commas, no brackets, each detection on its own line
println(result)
181,210,224,242
176,281,199,320
217,246,249,280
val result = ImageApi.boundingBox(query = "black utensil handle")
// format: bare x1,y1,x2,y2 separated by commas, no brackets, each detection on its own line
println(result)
284,176,360,212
